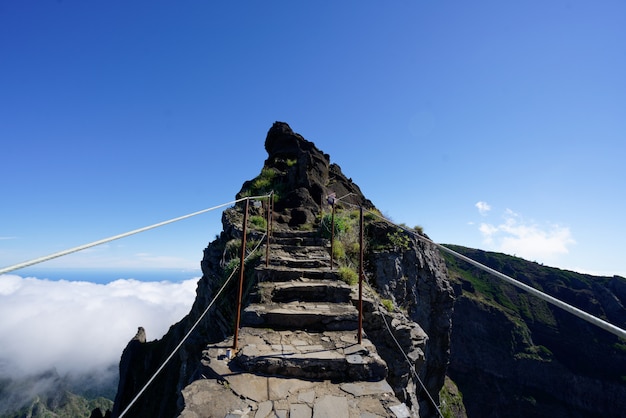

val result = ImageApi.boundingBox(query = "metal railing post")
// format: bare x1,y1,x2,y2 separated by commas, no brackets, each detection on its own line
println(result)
265,194,271,267
233,198,249,350
330,201,336,270
358,205,364,344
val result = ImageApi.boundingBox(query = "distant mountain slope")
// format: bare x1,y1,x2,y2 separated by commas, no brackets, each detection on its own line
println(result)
0,369,115,418
442,244,626,418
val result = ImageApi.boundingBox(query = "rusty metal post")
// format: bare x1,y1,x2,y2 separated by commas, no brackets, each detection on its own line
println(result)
330,201,336,270
265,195,270,267
269,192,274,242
358,205,364,344
233,198,249,350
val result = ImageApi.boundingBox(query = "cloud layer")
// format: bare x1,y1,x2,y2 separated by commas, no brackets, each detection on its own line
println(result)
0,274,198,377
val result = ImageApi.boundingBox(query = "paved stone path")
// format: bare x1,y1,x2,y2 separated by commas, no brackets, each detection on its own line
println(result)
178,229,415,418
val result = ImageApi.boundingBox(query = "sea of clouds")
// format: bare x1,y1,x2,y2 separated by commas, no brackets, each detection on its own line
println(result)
0,273,198,402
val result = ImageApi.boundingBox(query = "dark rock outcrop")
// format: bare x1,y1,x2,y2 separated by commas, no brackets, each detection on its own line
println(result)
443,245,626,418
111,122,454,417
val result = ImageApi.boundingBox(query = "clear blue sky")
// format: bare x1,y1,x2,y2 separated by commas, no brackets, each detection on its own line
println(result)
2,1,625,278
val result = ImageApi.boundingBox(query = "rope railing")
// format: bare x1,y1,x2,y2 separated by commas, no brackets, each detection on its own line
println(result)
117,195,271,417
356,204,626,341
0,194,271,276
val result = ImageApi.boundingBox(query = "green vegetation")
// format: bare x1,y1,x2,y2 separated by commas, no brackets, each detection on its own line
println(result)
320,208,363,268
332,239,345,260
251,167,276,193
241,167,285,202
286,158,297,167
381,298,394,312
249,215,267,231
439,377,466,418
338,266,358,285
386,231,411,251
8,393,113,418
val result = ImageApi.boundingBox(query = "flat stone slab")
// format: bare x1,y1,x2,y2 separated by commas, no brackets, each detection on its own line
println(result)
313,395,348,418
255,265,340,282
233,328,387,381
257,279,353,304
340,380,394,397
242,301,358,331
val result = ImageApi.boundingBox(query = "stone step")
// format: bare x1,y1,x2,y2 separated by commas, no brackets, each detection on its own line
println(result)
269,256,330,269
270,245,329,259
242,301,358,331
270,235,326,247
255,265,339,282
253,279,353,304
271,230,320,239
185,327,408,418
233,328,388,382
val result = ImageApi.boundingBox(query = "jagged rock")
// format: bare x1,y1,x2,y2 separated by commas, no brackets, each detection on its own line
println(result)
111,122,453,418
444,245,626,418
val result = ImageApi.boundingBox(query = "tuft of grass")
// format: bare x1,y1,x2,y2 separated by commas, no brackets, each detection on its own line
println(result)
338,266,358,285
332,239,345,260
381,298,394,312
250,215,267,231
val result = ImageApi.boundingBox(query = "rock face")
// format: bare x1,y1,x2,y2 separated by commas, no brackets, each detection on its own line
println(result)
443,245,626,418
111,122,454,417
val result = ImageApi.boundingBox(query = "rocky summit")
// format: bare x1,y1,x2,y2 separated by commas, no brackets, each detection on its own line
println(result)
109,122,454,418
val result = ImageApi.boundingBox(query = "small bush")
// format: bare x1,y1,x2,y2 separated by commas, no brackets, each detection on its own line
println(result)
249,215,267,231
387,231,411,251
338,266,358,285
332,240,345,260
321,213,348,239
381,298,395,312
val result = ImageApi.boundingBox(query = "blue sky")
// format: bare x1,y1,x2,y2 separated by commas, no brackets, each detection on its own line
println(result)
2,1,625,278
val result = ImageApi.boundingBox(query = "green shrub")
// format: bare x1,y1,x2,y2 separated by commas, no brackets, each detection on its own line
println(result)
321,213,348,239
387,231,411,251
250,215,267,231
251,168,276,193
332,239,345,260
224,258,240,277
338,266,358,285
381,298,394,312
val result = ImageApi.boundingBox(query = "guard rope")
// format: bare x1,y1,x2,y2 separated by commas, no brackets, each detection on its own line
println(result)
0,194,271,275
118,230,267,418
362,271,444,417
356,205,626,341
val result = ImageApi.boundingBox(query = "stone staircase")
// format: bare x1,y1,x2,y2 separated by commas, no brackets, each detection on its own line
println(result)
179,228,414,418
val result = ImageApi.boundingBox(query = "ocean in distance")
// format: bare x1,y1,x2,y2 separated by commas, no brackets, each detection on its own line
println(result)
14,267,202,283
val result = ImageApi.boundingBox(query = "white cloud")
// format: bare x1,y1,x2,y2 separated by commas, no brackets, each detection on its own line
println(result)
477,209,575,262
475,201,491,216
0,274,198,377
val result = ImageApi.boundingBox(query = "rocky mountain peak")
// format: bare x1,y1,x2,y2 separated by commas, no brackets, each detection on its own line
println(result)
238,121,373,228
110,123,454,418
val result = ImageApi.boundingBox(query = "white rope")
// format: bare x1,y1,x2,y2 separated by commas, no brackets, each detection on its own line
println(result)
435,243,626,340
362,274,444,417
361,207,626,341
0,194,271,275
118,231,267,417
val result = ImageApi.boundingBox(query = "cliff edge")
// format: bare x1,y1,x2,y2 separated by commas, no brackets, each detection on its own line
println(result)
110,122,454,417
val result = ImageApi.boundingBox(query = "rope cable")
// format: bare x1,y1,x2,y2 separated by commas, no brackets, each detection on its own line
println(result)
118,231,267,418
0,194,271,275
361,273,444,417
350,204,626,341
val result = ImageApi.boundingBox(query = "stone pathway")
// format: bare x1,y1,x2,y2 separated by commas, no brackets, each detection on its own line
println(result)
178,229,415,418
